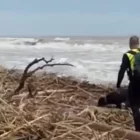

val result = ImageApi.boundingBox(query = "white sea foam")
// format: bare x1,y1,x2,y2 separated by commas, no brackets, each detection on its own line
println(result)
54,37,70,41
0,37,129,86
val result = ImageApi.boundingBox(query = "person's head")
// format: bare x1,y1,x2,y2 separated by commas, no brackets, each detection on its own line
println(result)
97,97,107,106
129,36,139,49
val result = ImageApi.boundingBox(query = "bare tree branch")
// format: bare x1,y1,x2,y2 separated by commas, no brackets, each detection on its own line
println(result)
43,58,54,63
13,57,74,96
28,63,74,75
24,58,44,74
14,58,45,95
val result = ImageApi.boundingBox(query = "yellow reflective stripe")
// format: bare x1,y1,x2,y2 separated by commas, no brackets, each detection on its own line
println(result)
126,53,135,70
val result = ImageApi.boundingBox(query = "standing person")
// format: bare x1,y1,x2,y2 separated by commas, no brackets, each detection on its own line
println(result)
116,35,140,131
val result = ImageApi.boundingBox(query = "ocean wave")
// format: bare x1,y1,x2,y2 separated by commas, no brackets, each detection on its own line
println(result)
0,37,126,53
0,37,129,85
54,37,70,41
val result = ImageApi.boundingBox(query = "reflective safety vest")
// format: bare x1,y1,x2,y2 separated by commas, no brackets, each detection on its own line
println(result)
126,48,140,71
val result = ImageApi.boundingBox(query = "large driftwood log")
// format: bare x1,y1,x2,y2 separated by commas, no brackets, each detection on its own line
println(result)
13,57,73,96
68,116,140,140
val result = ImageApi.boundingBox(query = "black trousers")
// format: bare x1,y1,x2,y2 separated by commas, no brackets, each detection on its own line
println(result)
128,78,140,131
131,106,140,131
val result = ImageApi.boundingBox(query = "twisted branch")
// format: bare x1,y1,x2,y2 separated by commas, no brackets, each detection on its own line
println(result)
13,57,73,96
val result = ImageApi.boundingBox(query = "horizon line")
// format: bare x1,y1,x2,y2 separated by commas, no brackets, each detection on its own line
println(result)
0,34,138,38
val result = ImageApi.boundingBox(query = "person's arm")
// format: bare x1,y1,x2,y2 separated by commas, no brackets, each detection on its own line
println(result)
116,54,129,88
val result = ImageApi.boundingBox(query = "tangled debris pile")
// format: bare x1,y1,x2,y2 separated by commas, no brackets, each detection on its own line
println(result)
0,58,139,140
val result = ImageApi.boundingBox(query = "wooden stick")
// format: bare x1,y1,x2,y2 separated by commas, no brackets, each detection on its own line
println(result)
51,122,94,140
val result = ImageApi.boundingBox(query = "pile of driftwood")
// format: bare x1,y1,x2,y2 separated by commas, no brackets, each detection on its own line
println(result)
0,58,139,140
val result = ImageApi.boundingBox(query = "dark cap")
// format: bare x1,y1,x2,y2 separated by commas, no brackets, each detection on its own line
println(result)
129,36,139,46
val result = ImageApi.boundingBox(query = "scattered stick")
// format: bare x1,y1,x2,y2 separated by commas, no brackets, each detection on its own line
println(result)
76,86,94,98
77,107,97,121
10,89,74,103
0,97,19,115
51,122,94,140
0,114,50,139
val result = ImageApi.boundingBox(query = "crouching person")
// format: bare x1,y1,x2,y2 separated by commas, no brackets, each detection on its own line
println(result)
97,87,129,109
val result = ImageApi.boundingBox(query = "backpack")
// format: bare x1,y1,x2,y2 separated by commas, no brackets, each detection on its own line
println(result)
133,49,140,77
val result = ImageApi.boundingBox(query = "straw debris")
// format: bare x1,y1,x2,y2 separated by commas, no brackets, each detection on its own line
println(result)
0,58,138,140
